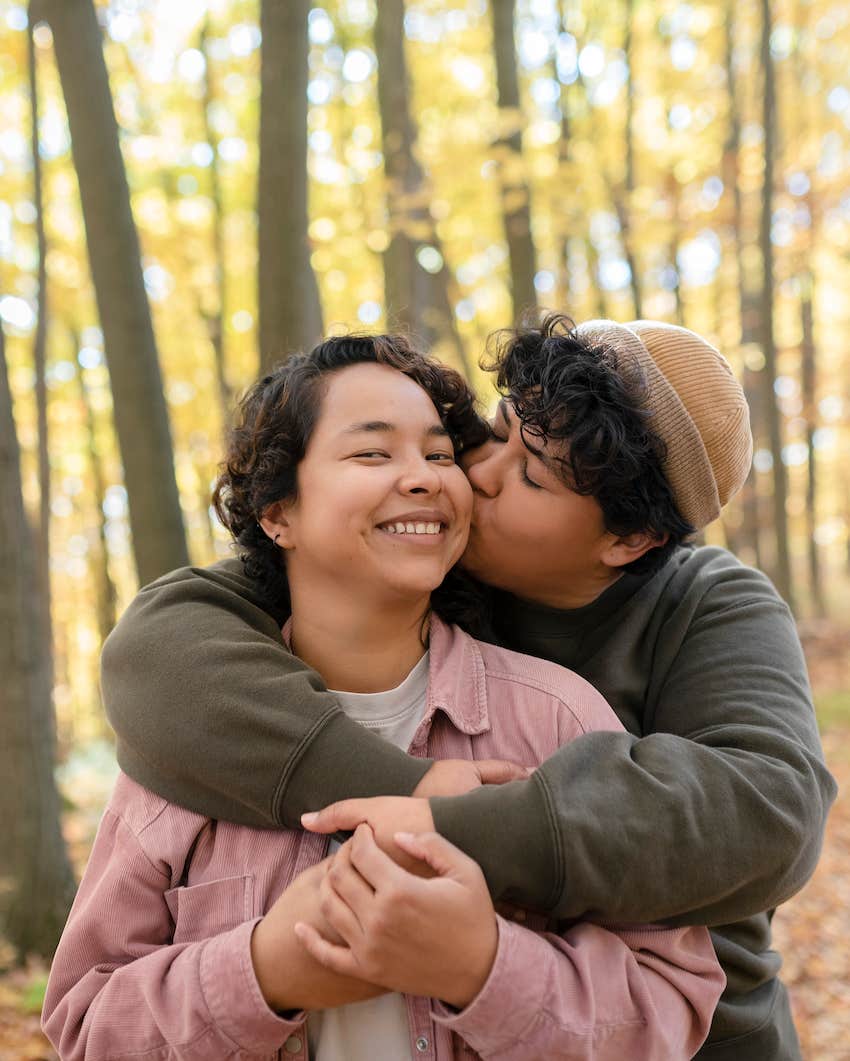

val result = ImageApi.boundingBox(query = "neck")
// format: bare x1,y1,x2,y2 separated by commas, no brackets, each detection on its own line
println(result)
288,581,430,693
527,567,624,610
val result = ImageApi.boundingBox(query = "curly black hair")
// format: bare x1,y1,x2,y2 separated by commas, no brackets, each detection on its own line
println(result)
213,333,491,628
482,313,694,575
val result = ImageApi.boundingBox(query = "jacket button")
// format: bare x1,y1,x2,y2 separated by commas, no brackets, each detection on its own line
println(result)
284,1034,302,1053
415,1035,429,1052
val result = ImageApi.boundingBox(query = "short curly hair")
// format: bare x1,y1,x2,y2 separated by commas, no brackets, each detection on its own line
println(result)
483,313,694,575
213,333,490,619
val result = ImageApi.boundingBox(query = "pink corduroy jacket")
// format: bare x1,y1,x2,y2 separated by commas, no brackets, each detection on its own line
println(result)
43,616,724,1061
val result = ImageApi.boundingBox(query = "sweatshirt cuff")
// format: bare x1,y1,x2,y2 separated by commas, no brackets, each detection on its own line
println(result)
430,774,560,908
199,918,306,1054
279,710,432,826
432,916,547,1054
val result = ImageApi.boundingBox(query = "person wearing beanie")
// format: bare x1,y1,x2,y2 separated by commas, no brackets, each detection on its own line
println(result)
99,316,834,1060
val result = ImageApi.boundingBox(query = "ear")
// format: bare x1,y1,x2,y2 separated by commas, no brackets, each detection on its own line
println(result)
259,500,296,550
600,530,668,570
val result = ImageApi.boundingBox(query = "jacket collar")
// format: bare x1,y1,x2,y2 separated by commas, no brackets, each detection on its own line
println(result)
280,614,491,738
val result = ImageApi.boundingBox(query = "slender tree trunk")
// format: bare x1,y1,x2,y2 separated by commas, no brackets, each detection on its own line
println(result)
41,0,188,587
199,15,231,418
617,0,642,318
29,9,50,598
373,0,472,377
799,279,824,615
0,323,76,959
758,0,793,607
70,330,118,645
792,0,825,616
258,0,323,370
490,0,538,320
722,0,762,566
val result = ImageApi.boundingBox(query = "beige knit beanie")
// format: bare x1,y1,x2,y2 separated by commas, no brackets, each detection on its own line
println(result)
575,320,753,530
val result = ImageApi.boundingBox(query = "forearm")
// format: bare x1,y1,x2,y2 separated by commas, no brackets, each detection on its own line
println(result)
44,918,303,1061
435,917,723,1060
432,726,834,923
102,561,429,827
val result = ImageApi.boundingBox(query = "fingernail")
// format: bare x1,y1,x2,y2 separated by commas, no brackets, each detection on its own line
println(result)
301,812,319,826
395,831,415,843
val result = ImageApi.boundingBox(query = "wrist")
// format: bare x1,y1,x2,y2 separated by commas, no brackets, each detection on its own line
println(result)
441,914,499,1009
250,918,292,1012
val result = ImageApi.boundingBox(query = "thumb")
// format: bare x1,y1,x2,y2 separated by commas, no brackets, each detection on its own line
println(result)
476,758,533,785
393,830,473,880
301,799,366,834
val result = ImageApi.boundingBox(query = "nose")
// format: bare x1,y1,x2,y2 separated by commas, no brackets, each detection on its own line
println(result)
398,453,443,496
463,439,503,498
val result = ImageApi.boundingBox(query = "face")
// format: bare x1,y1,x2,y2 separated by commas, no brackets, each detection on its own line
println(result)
268,362,472,605
460,399,622,607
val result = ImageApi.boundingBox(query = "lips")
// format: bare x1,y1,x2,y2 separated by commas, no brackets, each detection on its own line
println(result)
376,507,451,540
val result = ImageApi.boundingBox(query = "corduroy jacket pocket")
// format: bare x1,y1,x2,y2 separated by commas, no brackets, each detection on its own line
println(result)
165,874,255,944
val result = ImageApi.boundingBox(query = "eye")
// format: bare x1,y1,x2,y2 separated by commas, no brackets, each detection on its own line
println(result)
521,462,542,489
426,450,455,462
352,450,390,460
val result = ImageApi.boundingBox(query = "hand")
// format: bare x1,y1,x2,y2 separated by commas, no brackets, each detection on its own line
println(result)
412,758,531,798
250,856,386,1012
294,824,498,1009
302,796,437,876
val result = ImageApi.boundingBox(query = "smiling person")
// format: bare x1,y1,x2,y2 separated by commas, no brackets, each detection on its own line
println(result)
97,317,833,1060
42,335,724,1061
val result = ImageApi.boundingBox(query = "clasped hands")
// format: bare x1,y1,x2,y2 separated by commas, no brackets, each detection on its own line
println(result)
251,757,530,1014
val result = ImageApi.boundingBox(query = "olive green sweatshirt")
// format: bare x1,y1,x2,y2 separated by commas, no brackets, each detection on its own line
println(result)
101,545,835,1060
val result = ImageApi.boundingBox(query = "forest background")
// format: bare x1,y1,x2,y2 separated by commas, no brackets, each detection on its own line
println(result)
1,0,848,1056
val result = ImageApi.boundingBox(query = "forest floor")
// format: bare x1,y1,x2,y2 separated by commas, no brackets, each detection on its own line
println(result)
1,623,848,1061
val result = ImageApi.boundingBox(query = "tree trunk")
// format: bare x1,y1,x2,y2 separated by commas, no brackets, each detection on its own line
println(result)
617,0,642,318
258,0,323,370
0,323,76,959
722,0,762,567
490,0,538,320
41,0,188,587
758,0,793,607
799,278,824,615
199,15,232,419
373,0,472,377
70,330,118,646
29,9,50,596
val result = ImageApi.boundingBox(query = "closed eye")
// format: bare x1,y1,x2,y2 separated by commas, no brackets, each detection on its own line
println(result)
521,461,542,489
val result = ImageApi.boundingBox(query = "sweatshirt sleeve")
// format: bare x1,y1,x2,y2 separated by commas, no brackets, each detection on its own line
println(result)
433,916,724,1060
41,809,304,1061
430,565,836,924
101,560,430,827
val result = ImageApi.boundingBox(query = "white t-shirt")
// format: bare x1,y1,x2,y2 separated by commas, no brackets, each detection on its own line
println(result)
307,652,430,1061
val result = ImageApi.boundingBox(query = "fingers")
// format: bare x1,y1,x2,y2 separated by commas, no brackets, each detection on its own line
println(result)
322,842,373,940
347,823,408,891
475,759,533,785
393,830,474,879
302,799,369,834
294,921,361,979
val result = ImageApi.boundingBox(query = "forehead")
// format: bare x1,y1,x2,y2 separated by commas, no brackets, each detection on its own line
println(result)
316,362,441,432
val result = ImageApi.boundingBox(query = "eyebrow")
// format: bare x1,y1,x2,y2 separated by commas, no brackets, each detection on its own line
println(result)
342,420,450,438
497,399,558,469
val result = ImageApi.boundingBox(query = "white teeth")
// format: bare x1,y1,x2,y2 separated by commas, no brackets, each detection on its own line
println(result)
380,521,444,535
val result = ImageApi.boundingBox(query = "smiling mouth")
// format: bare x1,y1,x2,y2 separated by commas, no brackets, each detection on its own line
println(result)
377,520,445,537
